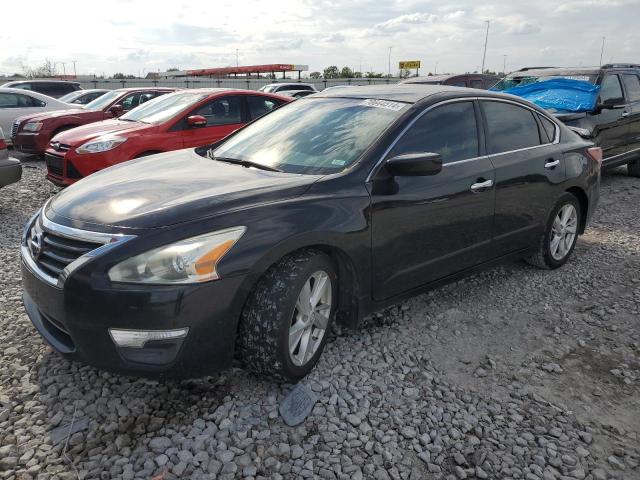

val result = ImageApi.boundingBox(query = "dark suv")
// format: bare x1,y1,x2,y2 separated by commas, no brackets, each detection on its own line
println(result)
1,80,82,99
493,64,640,176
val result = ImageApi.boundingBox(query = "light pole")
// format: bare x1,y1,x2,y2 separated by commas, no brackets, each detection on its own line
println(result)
388,46,393,77
61,62,66,76
435,61,439,74
481,20,490,73
72,60,77,77
599,37,606,66
236,48,239,68
503,54,507,74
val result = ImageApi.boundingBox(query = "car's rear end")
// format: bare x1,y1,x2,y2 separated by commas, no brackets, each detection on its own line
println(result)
0,128,22,188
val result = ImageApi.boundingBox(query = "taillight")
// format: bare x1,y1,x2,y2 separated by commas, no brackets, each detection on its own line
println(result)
586,146,603,167
0,138,6,150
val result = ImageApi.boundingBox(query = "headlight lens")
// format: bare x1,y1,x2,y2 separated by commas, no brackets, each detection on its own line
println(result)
76,136,127,155
23,122,43,132
108,227,246,284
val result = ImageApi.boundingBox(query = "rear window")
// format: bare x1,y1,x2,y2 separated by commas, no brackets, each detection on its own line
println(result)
482,101,541,154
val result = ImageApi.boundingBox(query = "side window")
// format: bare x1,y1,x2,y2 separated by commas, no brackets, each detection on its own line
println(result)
470,79,484,89
0,93,43,108
389,101,478,164
13,83,31,91
0,93,20,108
482,101,541,154
599,74,624,103
621,74,640,102
119,92,155,111
247,96,280,120
192,96,242,126
538,115,557,143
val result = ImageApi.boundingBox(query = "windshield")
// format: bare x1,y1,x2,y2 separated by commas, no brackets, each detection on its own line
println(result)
83,90,122,110
212,97,407,175
59,91,81,102
120,92,209,123
493,73,599,91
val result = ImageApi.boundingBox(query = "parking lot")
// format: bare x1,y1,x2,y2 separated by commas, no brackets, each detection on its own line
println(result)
0,155,637,479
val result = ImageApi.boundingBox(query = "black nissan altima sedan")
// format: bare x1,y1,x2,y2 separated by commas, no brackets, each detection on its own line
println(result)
21,85,601,381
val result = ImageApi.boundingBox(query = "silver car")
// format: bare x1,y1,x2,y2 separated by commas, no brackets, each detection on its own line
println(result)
0,127,21,188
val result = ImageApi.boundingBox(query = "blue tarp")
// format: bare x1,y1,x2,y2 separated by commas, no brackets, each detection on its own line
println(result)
492,78,600,113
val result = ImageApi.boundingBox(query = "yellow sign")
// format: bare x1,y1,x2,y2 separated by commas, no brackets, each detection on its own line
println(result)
399,60,421,69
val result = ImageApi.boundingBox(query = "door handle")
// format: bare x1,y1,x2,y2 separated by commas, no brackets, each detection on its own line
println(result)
545,159,560,169
470,179,493,192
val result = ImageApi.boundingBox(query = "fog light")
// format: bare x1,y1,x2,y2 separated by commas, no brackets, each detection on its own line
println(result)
109,328,189,348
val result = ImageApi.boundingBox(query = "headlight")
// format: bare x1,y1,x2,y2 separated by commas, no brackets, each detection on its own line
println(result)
76,136,127,155
108,227,246,284
23,122,43,132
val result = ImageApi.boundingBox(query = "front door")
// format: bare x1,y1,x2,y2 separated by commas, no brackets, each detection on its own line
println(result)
620,73,640,154
369,100,495,301
180,95,245,148
591,73,629,160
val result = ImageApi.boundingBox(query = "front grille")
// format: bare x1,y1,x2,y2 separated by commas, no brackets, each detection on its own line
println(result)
50,141,71,152
26,221,103,280
45,153,64,177
11,120,19,139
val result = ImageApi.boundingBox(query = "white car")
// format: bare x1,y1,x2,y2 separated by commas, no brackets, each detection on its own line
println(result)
258,82,317,94
0,88,81,145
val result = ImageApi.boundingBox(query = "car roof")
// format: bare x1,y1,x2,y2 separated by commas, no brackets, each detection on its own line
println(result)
508,67,602,77
264,82,314,86
3,79,81,85
112,87,178,92
0,87,56,98
313,84,481,103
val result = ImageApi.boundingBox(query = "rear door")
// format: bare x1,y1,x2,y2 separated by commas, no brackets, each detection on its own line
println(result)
370,100,495,300
620,72,640,154
178,95,245,148
479,99,566,253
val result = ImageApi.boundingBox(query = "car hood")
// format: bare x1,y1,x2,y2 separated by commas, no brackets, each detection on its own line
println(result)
46,149,320,230
20,108,101,124
52,120,149,146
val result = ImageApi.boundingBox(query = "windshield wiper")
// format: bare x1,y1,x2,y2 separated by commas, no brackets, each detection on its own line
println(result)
213,156,283,173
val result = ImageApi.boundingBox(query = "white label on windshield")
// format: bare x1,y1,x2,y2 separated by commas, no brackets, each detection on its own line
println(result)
360,99,406,111
547,75,591,82
331,159,346,166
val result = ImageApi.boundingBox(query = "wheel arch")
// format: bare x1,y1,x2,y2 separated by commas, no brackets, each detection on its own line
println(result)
565,186,589,234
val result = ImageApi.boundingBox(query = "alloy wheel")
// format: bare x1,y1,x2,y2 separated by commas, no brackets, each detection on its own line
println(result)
550,204,578,261
289,271,332,366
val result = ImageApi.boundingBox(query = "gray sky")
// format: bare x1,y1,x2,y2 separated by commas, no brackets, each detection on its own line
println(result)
1,0,639,77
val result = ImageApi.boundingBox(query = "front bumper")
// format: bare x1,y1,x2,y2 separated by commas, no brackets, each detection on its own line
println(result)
21,258,247,378
12,131,51,155
0,156,22,188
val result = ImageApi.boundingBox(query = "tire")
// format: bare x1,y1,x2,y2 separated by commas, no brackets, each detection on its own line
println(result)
628,159,640,177
237,249,337,381
526,193,581,270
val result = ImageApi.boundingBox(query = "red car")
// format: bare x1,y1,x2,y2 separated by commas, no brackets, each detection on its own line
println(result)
12,87,176,155
45,89,291,186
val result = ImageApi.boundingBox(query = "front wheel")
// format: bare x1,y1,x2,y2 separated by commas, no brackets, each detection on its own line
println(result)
237,249,337,381
527,193,581,269
628,158,640,177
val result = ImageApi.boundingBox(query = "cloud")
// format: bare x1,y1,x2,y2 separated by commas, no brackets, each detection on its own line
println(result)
142,23,235,46
324,33,345,43
507,21,541,35
372,12,439,35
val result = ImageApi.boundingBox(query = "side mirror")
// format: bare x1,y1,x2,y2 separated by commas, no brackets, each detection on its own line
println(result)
109,104,124,116
595,98,625,112
385,152,443,177
187,115,207,128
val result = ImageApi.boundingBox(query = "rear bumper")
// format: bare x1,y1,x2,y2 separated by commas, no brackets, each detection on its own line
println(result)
12,131,51,155
0,157,22,188
21,259,247,379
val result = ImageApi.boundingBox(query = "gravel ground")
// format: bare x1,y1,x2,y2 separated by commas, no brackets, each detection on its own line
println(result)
0,156,639,480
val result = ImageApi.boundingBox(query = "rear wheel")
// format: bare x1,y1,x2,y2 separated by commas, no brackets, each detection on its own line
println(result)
237,249,337,381
527,193,581,269
628,158,640,177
